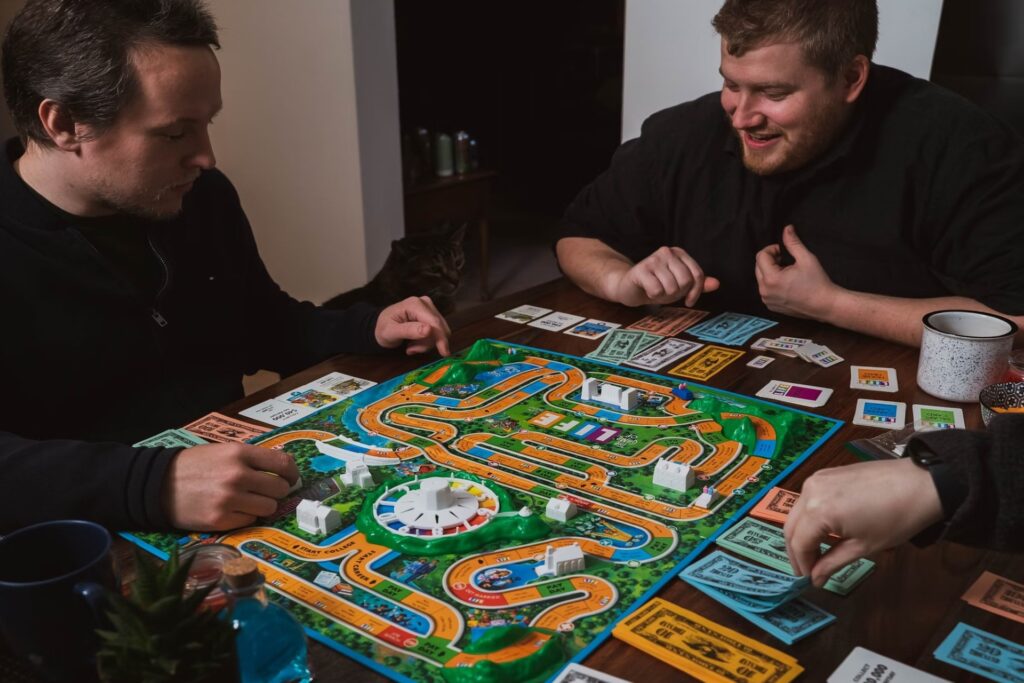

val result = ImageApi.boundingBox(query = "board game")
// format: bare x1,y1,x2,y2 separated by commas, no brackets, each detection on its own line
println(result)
125,339,841,683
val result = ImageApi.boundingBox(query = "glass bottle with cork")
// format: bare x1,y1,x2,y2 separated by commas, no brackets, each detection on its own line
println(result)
222,556,312,683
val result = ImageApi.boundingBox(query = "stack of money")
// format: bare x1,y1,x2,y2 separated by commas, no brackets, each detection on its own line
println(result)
585,329,663,365
613,597,803,682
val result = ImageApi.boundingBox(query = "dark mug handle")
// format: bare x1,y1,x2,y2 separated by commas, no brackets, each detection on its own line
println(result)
74,581,110,626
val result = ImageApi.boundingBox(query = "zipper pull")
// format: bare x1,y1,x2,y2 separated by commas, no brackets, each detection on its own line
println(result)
151,308,169,327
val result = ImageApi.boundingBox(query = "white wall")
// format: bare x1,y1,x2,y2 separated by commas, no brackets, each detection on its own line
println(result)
622,0,944,140
207,0,403,303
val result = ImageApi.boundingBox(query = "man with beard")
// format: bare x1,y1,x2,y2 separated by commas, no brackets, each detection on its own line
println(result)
0,0,450,533
556,0,1024,346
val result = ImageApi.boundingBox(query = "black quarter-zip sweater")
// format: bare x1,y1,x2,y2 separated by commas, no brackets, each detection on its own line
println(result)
0,139,381,532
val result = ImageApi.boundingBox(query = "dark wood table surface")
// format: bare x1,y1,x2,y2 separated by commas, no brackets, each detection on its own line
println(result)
6,277,1016,682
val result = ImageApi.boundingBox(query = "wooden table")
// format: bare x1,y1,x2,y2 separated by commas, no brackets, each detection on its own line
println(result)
6,278,1010,682
211,277,1023,682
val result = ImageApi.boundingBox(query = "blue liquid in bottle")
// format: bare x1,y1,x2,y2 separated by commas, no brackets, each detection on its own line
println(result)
223,558,312,683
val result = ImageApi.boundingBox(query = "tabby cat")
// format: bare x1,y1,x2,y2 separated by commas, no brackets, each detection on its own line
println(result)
323,223,467,315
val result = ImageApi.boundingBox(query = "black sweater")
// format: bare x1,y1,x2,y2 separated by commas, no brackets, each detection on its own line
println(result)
0,139,381,532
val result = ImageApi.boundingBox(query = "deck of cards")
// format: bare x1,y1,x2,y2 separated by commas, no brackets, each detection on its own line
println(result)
753,337,844,367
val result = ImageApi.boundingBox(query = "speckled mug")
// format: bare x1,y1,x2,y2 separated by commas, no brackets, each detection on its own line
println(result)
917,310,1018,402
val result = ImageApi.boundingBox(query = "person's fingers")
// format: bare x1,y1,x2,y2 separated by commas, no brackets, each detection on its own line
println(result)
703,276,721,293
662,253,698,304
781,225,812,260
420,296,451,336
650,261,685,301
631,266,666,300
241,446,300,485
755,245,782,273
783,506,826,579
809,540,869,588
242,469,292,499
231,491,281,519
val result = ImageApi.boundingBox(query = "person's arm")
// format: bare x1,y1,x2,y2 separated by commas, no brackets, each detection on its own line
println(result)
754,225,1024,346
785,414,1024,586
0,431,178,533
556,238,720,307
783,458,943,587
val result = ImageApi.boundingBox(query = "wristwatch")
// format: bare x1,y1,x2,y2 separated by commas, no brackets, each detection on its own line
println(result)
907,439,969,545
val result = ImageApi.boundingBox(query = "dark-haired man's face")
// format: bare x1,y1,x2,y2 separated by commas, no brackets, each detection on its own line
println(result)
719,39,855,176
78,44,221,219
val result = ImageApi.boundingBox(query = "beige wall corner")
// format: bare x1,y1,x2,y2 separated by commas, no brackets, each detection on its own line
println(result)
208,0,402,303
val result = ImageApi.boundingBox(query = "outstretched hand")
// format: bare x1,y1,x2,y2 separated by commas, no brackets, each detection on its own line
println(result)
606,246,720,307
783,459,944,587
162,443,300,531
755,225,841,320
375,295,451,356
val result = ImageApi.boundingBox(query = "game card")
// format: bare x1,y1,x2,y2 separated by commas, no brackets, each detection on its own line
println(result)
912,404,965,430
301,371,376,400
850,366,898,392
853,399,907,430
756,380,832,408
564,318,621,339
625,338,702,371
667,345,744,380
184,412,268,443
747,355,775,369
551,663,631,683
627,306,709,336
495,304,551,323
961,571,1024,625
934,622,1024,682
528,311,586,331
240,399,308,426
829,647,949,682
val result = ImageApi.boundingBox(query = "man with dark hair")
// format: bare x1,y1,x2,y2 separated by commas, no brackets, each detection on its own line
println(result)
0,0,450,533
556,0,1024,346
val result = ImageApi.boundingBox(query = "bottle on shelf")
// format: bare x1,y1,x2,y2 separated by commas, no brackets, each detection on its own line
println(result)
222,557,312,683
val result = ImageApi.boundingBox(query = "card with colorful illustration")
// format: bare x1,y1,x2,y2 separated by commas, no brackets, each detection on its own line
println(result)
853,399,906,430
850,366,899,392
564,318,621,339
627,306,708,336
528,311,586,332
912,404,965,430
756,380,832,408
961,571,1024,625
625,337,703,371
747,355,775,369
829,647,949,683
667,345,744,380
495,304,551,323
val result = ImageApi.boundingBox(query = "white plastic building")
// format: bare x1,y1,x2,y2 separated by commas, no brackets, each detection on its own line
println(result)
341,462,373,488
296,499,342,535
313,570,342,590
694,485,719,509
536,543,585,577
545,497,578,522
653,460,695,492
581,378,639,411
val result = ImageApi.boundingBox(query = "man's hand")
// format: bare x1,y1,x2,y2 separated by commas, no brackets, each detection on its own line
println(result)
783,459,944,587
604,246,720,307
162,443,300,531
375,296,451,356
755,225,842,319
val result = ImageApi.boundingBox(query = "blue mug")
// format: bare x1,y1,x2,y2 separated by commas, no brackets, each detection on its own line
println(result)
0,520,116,682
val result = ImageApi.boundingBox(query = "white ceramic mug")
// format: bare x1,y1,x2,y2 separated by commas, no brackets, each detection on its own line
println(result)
916,310,1018,402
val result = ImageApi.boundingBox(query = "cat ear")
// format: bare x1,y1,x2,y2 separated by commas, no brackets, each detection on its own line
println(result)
450,222,468,242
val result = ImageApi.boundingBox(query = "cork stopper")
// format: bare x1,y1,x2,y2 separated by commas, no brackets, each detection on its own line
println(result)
221,556,261,589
